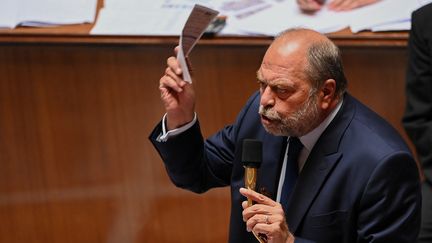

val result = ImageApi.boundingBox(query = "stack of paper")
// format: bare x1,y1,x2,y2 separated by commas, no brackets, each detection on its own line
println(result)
0,0,17,29
224,0,426,35
91,0,214,35
90,0,431,36
90,8,191,36
0,0,98,29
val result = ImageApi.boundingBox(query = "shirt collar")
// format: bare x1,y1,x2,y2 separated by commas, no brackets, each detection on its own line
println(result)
298,100,343,152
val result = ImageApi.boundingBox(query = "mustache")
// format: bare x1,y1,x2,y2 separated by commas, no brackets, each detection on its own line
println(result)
259,105,281,121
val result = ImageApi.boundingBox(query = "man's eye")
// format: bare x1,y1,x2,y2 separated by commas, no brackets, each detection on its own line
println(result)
276,88,287,94
275,87,291,99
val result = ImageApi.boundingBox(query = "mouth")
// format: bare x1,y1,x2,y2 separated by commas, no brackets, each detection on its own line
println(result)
261,114,273,125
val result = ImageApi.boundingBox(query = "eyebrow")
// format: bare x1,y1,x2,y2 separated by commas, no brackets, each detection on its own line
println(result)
256,71,293,87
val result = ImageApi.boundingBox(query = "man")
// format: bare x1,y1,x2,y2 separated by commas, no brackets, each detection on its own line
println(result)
297,0,380,12
150,28,421,242
403,3,432,242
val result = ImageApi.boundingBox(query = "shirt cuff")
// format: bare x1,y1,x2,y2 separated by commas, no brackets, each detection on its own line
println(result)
157,113,197,142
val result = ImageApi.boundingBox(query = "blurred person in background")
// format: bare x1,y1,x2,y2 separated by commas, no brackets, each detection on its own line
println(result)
403,3,432,243
297,0,380,12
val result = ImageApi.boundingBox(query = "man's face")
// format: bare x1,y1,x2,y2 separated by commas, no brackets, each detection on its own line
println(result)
259,88,322,137
257,40,324,137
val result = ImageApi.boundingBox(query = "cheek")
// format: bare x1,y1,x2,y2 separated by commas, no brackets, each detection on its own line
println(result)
274,103,296,118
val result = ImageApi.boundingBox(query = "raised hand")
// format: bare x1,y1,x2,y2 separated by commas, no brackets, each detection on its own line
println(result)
159,47,196,130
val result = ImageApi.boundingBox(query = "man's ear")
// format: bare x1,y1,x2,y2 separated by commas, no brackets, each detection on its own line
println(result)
319,79,336,110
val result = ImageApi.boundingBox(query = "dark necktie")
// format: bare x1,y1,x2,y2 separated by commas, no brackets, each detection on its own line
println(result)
280,137,303,211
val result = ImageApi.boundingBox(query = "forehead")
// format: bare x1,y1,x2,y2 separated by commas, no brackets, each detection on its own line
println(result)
257,61,307,85
257,39,308,82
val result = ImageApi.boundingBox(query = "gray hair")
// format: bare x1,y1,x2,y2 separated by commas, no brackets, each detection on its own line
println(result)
306,40,347,98
276,28,348,98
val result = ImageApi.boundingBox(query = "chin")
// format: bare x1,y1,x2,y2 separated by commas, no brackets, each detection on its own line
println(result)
262,124,287,137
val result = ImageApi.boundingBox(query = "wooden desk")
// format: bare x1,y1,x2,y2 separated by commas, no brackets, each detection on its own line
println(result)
0,23,412,243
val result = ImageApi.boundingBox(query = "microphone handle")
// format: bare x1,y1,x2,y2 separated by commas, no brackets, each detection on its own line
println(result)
244,167,267,243
244,167,257,207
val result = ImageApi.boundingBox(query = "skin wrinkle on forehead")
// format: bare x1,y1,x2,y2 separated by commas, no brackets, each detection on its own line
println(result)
257,63,307,90
256,69,291,86
258,45,309,85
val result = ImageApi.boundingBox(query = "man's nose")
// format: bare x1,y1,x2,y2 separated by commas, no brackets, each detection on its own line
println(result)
260,86,275,108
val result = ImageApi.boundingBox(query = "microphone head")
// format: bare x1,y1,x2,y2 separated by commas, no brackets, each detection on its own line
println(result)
242,139,262,168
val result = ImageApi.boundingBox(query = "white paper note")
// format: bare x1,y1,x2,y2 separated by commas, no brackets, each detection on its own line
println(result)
176,4,219,83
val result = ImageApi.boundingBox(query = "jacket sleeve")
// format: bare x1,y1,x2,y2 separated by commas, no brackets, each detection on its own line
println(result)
148,92,260,193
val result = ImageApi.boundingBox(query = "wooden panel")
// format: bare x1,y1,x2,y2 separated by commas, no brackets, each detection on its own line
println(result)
0,42,412,243
0,44,233,243
0,30,408,47
341,47,410,142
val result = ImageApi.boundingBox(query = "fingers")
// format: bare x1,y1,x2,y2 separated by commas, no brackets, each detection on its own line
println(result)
328,0,379,11
241,200,248,209
160,70,183,93
240,187,284,227
240,187,292,241
166,56,182,76
245,211,291,241
160,56,185,93
245,214,271,232
242,201,285,223
157,47,197,131
297,0,323,12
172,45,194,80
240,188,278,207
243,207,290,241
253,223,292,243
328,0,356,11
298,0,380,12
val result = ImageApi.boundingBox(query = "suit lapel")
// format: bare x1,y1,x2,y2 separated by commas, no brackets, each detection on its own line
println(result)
286,152,342,232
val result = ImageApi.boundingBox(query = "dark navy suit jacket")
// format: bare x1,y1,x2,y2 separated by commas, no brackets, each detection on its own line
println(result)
150,92,421,243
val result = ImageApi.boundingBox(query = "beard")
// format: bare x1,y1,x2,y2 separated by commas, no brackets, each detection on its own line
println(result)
259,92,322,137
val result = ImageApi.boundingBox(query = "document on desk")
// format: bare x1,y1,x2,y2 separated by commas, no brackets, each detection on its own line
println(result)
371,20,411,32
0,0,97,29
225,0,424,35
348,0,419,33
177,5,219,83
91,8,191,35
0,0,17,28
91,0,218,36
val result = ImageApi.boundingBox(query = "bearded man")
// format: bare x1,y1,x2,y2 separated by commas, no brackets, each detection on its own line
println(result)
149,28,421,243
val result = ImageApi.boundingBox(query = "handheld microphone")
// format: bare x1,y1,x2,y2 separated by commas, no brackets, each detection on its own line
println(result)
242,139,267,243
242,139,263,206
